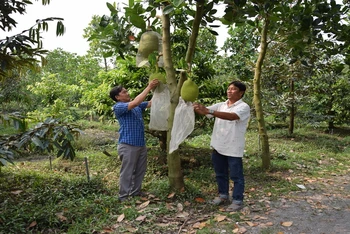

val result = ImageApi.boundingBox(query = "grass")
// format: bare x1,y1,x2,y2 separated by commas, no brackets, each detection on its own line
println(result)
1,122,349,233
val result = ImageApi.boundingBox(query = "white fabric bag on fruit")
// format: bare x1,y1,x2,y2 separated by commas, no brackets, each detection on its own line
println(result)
169,97,195,153
149,83,170,131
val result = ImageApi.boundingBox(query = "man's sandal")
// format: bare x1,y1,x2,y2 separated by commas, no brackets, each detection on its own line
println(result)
210,197,230,205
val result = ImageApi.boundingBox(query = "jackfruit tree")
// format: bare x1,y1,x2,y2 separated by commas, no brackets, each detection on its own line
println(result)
115,0,224,190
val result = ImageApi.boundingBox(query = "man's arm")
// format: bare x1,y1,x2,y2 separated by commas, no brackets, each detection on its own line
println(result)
128,79,159,110
193,103,239,121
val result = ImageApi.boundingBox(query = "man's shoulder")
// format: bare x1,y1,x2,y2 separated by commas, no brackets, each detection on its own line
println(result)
235,100,250,108
113,102,129,115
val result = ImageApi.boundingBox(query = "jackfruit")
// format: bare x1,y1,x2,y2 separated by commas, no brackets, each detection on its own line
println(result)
138,31,159,57
149,72,166,84
181,79,199,102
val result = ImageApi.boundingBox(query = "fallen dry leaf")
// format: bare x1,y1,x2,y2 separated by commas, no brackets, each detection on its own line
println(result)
176,211,189,218
281,221,293,227
166,203,174,210
241,207,250,215
246,221,258,227
215,215,226,222
26,221,37,230
194,197,205,203
135,215,146,221
233,226,247,234
192,222,206,229
101,227,113,233
155,223,170,227
56,212,68,222
10,190,23,195
117,213,125,222
125,227,138,232
184,201,191,206
177,203,184,212
239,215,250,221
139,200,150,209
111,223,121,229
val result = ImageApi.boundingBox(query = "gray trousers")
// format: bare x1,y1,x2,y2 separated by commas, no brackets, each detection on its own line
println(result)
117,143,147,200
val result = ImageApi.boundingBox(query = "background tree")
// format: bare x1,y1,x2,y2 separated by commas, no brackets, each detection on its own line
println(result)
0,0,65,80
304,56,350,130
220,0,349,169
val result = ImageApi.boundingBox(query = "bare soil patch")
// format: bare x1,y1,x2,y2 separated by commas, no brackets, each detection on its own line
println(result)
214,173,350,234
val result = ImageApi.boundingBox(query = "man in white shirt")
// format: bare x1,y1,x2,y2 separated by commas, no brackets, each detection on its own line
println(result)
193,81,250,211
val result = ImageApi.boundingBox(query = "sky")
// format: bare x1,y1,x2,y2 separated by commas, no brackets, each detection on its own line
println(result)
5,0,115,55
5,0,229,56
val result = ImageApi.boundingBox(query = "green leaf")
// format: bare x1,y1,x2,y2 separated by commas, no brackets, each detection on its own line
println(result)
17,135,30,149
31,136,45,149
129,14,146,30
163,5,174,15
247,20,255,27
173,0,184,7
0,158,7,166
106,2,118,14
301,60,308,66
207,28,219,36
57,149,64,157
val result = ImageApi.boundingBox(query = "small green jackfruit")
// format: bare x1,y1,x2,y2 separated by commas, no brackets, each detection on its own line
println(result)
181,79,199,102
138,31,159,57
149,73,166,84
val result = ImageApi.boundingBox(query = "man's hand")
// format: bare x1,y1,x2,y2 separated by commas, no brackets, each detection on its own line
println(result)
193,103,209,115
148,79,160,90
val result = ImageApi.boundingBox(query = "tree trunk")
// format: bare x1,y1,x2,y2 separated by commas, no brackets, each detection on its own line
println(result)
185,0,205,68
146,130,167,152
161,10,185,190
289,78,295,135
253,17,271,170
161,0,204,190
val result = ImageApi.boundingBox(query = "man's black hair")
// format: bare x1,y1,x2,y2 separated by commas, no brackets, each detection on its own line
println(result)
229,81,247,97
109,86,123,102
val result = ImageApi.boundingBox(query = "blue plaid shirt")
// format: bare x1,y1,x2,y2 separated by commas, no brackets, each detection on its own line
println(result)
113,101,148,147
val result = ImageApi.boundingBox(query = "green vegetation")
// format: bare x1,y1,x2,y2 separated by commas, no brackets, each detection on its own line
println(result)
1,122,349,233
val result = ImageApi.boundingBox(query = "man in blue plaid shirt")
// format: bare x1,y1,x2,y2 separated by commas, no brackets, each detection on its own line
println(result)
109,79,159,201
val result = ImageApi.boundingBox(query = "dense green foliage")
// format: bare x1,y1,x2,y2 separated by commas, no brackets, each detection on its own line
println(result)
0,117,82,168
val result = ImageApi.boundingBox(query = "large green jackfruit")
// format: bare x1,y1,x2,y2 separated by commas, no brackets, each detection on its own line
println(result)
149,72,166,84
181,79,199,102
138,31,159,57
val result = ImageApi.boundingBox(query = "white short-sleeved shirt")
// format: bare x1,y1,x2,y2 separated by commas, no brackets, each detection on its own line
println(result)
208,99,250,157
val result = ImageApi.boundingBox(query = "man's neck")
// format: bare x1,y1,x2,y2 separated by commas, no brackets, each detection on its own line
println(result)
228,98,240,106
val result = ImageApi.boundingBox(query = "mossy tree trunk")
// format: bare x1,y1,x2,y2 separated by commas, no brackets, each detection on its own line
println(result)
253,17,271,170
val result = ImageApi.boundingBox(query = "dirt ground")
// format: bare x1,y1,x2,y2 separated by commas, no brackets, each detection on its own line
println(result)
230,173,350,234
